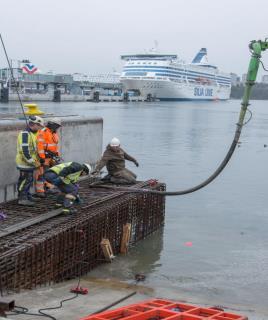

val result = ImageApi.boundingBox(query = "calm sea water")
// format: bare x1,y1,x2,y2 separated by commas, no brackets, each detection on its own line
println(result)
1,100,268,317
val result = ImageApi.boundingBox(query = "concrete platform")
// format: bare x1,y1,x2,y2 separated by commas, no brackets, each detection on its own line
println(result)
3,274,263,320
4,277,150,320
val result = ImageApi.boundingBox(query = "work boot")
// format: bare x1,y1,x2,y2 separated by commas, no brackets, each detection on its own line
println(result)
62,207,78,214
55,194,65,208
63,198,74,208
101,174,111,182
110,177,132,185
46,188,58,195
18,199,36,206
35,193,46,198
27,194,38,202
74,196,83,205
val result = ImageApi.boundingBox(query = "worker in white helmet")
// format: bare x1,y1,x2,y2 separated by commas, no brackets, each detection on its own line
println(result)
92,137,139,184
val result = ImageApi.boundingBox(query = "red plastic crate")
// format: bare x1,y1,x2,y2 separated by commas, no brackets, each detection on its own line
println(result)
80,298,248,320
187,308,220,318
164,303,197,313
128,306,154,313
211,313,246,319
95,309,139,320
169,315,204,320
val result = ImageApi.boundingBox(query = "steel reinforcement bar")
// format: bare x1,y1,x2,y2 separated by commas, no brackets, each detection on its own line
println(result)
0,180,165,295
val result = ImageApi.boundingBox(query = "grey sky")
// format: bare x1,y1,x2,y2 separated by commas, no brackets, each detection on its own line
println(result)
1,0,268,79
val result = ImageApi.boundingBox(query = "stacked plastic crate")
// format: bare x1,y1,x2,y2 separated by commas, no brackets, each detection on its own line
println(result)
80,298,248,320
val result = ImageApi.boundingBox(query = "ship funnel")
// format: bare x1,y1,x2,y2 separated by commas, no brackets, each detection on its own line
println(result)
191,48,207,64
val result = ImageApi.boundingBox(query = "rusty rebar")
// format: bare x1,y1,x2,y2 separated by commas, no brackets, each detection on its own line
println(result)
0,180,165,295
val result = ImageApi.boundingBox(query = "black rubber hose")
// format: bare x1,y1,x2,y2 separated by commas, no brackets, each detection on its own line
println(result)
90,291,137,315
147,123,241,195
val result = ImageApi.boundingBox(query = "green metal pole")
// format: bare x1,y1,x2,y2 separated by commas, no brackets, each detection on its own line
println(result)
236,40,268,139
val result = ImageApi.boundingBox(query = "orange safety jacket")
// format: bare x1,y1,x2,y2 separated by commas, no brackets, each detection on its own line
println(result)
37,127,60,159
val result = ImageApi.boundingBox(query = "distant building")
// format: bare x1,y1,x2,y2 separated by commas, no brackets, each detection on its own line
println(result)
73,73,120,85
230,73,240,86
261,75,268,84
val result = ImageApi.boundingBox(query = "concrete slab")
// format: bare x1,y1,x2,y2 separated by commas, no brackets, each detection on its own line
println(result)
3,274,266,320
5,277,151,320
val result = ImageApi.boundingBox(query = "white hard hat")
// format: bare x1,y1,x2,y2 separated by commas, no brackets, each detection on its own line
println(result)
48,118,62,126
110,137,120,147
83,163,92,174
29,115,44,127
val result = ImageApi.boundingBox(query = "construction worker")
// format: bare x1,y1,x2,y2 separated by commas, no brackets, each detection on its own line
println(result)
91,137,139,184
36,118,62,197
44,162,91,213
16,116,44,206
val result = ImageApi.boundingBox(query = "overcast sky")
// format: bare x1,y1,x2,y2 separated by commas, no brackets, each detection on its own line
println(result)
1,0,267,78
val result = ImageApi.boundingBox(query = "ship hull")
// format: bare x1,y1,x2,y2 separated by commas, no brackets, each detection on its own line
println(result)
121,78,230,101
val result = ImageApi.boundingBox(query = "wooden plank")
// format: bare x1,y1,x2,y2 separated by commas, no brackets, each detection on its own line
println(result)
100,238,115,262
120,223,131,254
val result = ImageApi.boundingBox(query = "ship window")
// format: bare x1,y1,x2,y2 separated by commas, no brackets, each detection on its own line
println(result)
154,62,157,64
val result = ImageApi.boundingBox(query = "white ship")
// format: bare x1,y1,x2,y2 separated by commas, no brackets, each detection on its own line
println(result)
120,48,231,101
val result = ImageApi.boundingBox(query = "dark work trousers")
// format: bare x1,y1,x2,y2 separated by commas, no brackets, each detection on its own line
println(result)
17,169,34,200
44,171,79,195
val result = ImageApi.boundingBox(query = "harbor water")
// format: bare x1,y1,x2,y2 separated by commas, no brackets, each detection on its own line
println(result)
1,100,268,317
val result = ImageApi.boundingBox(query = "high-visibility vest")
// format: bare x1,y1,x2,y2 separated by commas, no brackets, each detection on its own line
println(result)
50,162,82,184
37,127,59,159
16,130,38,169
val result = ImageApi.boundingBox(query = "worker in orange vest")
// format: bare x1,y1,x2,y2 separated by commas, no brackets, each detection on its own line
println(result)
35,118,62,196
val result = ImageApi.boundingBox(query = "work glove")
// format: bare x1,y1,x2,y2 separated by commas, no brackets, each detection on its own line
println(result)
35,160,41,168
28,159,40,168
134,160,139,167
27,158,35,165
54,156,62,164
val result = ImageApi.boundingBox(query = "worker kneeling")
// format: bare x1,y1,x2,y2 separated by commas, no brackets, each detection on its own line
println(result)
44,162,91,213
92,137,139,184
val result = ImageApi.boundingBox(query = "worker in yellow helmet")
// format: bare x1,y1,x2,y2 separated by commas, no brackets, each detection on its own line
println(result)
16,116,44,206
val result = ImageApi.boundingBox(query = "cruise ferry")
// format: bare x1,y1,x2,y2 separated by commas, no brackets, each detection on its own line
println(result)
120,48,231,101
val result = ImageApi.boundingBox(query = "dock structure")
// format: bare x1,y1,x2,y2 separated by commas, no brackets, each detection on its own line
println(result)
0,179,165,295
88,95,151,102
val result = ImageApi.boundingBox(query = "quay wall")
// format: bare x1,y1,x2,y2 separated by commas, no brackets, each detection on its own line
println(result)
9,93,90,102
0,116,103,202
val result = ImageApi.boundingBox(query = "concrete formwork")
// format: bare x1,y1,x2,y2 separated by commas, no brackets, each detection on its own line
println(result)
0,116,103,202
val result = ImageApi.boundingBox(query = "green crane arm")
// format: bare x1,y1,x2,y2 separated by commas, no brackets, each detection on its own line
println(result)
238,39,268,128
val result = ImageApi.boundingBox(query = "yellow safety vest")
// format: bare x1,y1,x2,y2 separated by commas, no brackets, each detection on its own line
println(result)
16,130,38,169
50,162,82,184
